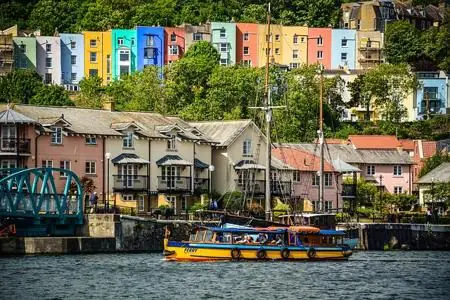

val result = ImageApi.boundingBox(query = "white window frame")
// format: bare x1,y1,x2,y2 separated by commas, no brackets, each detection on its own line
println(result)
71,73,77,82
123,194,133,201
90,52,97,63
324,201,332,212
85,136,97,145
46,44,52,52
193,33,202,41
167,135,176,150
138,195,145,212
71,55,76,65
293,35,298,44
317,37,323,46
393,165,402,176
42,160,53,168
85,161,96,175
220,58,228,65
51,127,62,144
324,173,332,187
243,46,249,55
90,39,97,47
242,60,252,67
394,186,403,194
118,38,124,46
60,160,71,177
119,49,130,62
342,39,348,47
123,132,133,149
244,33,249,41
367,165,375,176
45,57,52,68
70,41,76,49
219,29,226,38
220,43,228,53
292,50,299,59
293,171,301,182
169,45,179,55
317,51,323,59
243,139,252,156
170,33,177,42
341,52,347,61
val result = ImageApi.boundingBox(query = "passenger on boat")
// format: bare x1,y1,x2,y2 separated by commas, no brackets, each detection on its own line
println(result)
275,235,283,245
256,233,268,244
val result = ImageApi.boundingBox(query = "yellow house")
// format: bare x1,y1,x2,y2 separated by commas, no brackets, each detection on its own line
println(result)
83,31,112,85
280,26,308,69
258,24,284,68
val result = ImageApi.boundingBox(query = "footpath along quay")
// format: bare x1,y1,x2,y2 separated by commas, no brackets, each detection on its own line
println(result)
1,215,450,254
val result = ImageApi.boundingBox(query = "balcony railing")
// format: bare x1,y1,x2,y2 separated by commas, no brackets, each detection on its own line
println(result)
194,178,209,195
112,175,148,191
271,181,292,196
157,176,191,192
235,180,265,195
342,183,357,198
0,138,31,154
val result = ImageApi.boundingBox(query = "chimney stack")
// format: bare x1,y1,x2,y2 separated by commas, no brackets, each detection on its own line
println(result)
102,95,115,111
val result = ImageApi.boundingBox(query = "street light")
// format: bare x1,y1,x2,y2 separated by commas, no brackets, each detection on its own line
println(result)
105,152,111,213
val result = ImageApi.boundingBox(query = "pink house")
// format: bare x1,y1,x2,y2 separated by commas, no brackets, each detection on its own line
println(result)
273,146,343,212
307,28,332,69
164,27,186,65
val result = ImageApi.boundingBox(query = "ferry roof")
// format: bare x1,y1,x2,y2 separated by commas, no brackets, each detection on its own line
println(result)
319,230,346,236
207,227,286,234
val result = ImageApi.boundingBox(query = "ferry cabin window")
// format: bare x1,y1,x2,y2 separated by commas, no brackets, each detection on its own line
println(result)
204,231,213,242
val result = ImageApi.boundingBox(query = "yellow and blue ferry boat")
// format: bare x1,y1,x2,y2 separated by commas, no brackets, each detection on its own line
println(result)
163,226,353,261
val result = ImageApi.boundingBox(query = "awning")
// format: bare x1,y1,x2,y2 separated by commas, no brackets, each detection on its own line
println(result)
194,158,209,169
0,108,37,124
332,159,361,173
234,160,265,170
111,153,150,164
156,155,192,166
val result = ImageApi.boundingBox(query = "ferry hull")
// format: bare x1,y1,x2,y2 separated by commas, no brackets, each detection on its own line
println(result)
164,239,351,261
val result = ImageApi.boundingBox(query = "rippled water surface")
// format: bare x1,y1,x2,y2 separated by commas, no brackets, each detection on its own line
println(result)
1,251,449,300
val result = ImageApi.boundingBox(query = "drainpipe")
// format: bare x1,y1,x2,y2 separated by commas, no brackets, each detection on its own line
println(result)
34,128,42,168
102,137,106,204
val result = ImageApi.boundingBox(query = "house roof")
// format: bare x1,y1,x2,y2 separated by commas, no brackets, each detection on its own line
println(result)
156,155,192,166
188,120,260,147
272,147,335,172
418,163,450,184
399,139,415,151
194,158,209,169
0,107,37,124
348,135,402,149
422,141,437,158
234,160,265,170
332,159,361,173
111,153,150,164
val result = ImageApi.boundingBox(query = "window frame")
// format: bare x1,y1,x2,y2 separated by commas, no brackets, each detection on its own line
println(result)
90,39,97,48
341,52,348,61
117,38,124,46
90,51,97,63
42,160,53,168
85,161,96,175
317,37,323,46
167,135,176,150
85,136,97,145
292,50,299,59
243,46,249,55
242,139,252,156
219,29,226,39
60,160,71,177
394,186,403,194
293,171,301,182
193,33,203,41
341,39,348,47
45,57,52,68
51,127,63,144
123,132,133,149
317,50,323,59
293,35,298,44
169,45,179,55
367,165,376,176
46,44,52,52
393,165,402,176
70,40,76,49
71,55,76,65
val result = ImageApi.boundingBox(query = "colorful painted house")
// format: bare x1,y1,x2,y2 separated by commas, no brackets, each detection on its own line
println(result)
36,36,62,85
136,26,164,72
164,27,185,65
236,23,259,67
111,29,137,80
258,24,283,68
307,28,332,69
331,29,357,70
13,37,37,70
415,71,448,120
83,31,112,85
211,22,236,66
281,26,309,69
182,23,211,51
60,33,84,91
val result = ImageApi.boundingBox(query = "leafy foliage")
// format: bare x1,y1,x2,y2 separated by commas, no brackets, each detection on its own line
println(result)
0,69,43,104
30,85,74,106
424,182,450,207
419,153,450,178
384,21,422,65
75,76,104,108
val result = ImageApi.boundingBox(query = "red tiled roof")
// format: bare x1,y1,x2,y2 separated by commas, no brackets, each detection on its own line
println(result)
399,139,415,151
422,141,437,158
348,135,401,149
272,147,335,172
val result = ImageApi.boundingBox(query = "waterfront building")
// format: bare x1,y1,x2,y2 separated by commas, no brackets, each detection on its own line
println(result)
13,37,37,70
331,29,357,70
307,28,332,69
417,162,450,213
60,33,84,91
182,23,211,51
258,24,284,68
236,23,259,67
136,26,164,72
0,25,17,76
414,71,448,120
211,22,236,66
36,36,62,85
83,31,112,85
355,30,383,70
164,27,185,65
111,29,137,80
281,26,309,70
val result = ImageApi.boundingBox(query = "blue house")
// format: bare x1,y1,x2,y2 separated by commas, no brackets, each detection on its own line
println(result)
136,26,164,73
415,72,448,119
331,29,356,70
60,33,84,90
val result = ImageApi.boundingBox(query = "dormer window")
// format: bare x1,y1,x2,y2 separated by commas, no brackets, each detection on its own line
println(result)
123,132,133,148
243,139,252,156
167,135,176,150
51,127,62,144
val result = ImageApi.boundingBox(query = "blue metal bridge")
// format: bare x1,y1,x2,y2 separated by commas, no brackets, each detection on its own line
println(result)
0,168,84,236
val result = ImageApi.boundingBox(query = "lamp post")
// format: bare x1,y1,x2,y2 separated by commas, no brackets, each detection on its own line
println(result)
105,152,111,213
377,174,384,223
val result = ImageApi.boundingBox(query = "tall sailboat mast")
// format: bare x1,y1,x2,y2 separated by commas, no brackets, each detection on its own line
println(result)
318,65,324,213
264,3,272,221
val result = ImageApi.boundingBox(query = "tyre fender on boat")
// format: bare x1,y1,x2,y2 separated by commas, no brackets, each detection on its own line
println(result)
231,248,241,260
307,247,317,259
256,249,267,260
281,248,290,260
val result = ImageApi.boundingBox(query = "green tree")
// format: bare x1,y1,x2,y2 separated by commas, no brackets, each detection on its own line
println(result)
75,76,104,108
0,0,37,30
239,4,267,23
0,69,43,104
384,21,422,64
421,25,450,73
106,67,164,111
30,85,74,106
131,0,179,27
424,182,450,207
419,153,450,178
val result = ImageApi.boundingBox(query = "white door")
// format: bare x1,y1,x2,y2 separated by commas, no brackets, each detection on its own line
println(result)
1,125,17,151
120,164,137,187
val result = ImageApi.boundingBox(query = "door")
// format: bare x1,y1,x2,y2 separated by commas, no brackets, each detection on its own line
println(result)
1,125,17,151
120,164,137,188
167,166,180,189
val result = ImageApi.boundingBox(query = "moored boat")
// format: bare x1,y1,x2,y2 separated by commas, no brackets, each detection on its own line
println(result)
163,226,352,261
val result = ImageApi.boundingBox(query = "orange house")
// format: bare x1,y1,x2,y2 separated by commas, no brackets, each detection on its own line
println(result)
164,27,186,65
308,28,332,69
236,23,259,67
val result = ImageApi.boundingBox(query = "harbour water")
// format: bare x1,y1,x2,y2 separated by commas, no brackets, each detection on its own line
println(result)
1,251,449,300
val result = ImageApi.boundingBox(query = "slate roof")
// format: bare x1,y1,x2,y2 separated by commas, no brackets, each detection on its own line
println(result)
111,153,150,164
188,120,259,147
194,158,209,169
156,155,192,166
418,163,450,184
0,107,37,124
332,159,361,173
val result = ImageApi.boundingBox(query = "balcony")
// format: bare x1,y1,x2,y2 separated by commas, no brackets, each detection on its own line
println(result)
0,138,31,154
342,183,357,198
194,178,209,195
235,180,265,195
112,175,148,192
271,181,292,196
157,176,191,193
